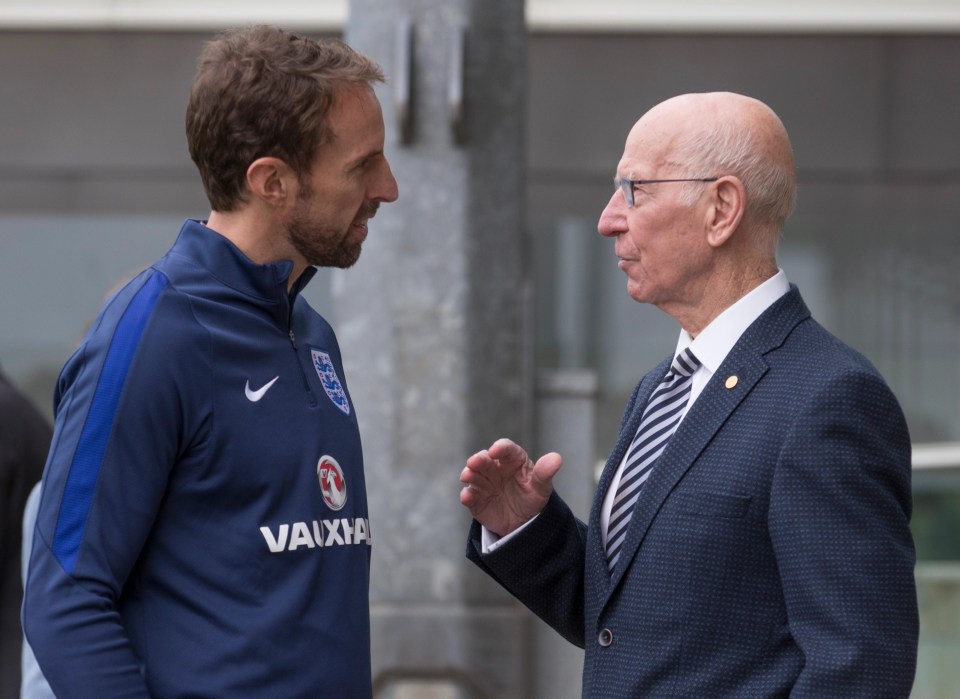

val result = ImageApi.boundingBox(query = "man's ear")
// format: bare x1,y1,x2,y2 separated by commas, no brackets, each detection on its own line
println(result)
246,157,296,208
705,176,746,248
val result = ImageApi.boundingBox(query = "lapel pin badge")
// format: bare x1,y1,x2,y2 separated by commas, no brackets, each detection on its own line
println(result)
725,375,739,389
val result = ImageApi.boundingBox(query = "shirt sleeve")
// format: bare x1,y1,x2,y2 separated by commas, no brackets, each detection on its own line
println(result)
22,272,206,699
480,514,539,553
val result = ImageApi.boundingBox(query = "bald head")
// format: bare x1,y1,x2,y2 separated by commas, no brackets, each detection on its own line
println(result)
629,92,796,243
600,92,795,331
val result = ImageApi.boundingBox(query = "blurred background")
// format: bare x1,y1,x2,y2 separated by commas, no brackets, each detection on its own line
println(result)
1,1,957,697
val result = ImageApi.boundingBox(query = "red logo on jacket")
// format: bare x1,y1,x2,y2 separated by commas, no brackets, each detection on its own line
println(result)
317,456,347,511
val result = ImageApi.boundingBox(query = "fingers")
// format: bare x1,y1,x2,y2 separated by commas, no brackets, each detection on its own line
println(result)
460,444,514,517
460,450,493,511
462,449,495,487
459,443,561,498
459,467,492,518
532,452,563,485
487,438,527,464
459,441,560,534
459,482,478,507
464,448,494,473
462,443,522,485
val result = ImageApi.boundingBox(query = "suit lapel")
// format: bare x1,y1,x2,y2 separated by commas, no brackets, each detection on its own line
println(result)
605,350,768,594
585,360,669,597
601,286,811,602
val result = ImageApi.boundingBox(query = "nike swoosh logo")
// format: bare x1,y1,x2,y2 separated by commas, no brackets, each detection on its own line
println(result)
245,376,279,402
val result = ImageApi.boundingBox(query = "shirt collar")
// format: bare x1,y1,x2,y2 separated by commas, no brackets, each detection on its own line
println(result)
676,270,790,376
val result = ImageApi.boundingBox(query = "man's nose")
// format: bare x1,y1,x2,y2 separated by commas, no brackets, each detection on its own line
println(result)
597,190,626,238
372,161,399,203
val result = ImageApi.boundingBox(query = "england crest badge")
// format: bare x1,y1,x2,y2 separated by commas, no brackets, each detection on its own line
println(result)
311,348,351,415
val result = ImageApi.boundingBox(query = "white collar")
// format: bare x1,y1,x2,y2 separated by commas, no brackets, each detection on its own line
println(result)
676,270,790,375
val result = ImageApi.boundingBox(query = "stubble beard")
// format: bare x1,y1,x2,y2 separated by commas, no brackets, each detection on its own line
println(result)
286,216,361,269
285,196,375,270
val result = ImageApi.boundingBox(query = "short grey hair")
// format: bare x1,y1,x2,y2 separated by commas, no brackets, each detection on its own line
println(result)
670,118,797,239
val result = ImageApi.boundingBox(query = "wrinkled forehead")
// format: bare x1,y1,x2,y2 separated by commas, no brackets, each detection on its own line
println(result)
618,113,686,176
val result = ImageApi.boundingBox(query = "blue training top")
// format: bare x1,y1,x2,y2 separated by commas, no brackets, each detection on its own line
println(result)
24,220,373,698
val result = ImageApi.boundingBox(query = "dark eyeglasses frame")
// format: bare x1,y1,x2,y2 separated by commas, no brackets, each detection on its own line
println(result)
614,176,719,208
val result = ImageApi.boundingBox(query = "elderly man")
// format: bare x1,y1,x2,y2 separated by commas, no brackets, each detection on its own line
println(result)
460,92,917,698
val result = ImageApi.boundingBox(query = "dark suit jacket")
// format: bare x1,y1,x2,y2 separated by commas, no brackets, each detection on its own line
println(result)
467,287,918,698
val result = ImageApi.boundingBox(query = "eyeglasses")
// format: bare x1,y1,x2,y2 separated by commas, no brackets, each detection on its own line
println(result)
614,176,719,208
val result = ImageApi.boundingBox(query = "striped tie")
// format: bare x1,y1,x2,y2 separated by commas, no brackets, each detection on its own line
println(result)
606,348,701,571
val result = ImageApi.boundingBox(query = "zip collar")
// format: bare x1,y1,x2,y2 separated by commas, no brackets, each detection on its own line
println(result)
166,219,318,317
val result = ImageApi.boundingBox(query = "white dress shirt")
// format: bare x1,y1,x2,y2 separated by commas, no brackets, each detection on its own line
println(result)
598,270,789,546
483,270,790,554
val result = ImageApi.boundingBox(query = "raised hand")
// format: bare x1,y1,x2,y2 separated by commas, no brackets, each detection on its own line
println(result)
459,438,563,537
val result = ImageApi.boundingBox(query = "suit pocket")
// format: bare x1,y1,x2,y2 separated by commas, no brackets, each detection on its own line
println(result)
677,491,751,519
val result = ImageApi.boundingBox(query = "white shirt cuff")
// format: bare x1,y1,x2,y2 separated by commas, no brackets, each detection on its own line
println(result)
480,514,539,554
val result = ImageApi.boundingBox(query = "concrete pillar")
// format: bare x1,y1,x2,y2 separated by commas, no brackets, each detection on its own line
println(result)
532,369,598,699
553,217,597,369
342,3,530,698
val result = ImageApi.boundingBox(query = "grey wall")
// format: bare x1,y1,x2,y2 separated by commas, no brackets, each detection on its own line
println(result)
525,33,960,448
2,28,958,449
5,30,959,429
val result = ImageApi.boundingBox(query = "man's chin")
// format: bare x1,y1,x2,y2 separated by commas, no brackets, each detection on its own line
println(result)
318,243,362,269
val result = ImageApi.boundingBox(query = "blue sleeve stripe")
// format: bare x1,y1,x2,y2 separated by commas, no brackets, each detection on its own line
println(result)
52,271,170,574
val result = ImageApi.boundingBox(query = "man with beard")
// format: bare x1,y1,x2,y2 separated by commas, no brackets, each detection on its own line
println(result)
22,26,397,699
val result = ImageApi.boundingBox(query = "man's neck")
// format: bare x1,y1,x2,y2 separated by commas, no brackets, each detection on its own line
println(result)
204,210,304,292
670,264,779,339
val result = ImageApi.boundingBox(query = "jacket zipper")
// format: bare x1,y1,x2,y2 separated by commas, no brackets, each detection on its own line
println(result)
286,297,316,406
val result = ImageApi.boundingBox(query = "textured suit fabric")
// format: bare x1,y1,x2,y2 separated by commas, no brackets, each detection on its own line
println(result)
467,287,918,698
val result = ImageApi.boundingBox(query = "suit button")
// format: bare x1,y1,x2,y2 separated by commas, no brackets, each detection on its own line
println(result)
598,628,613,647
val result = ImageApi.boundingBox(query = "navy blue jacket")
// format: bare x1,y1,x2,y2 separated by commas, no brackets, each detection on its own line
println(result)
469,287,918,698
24,220,373,698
